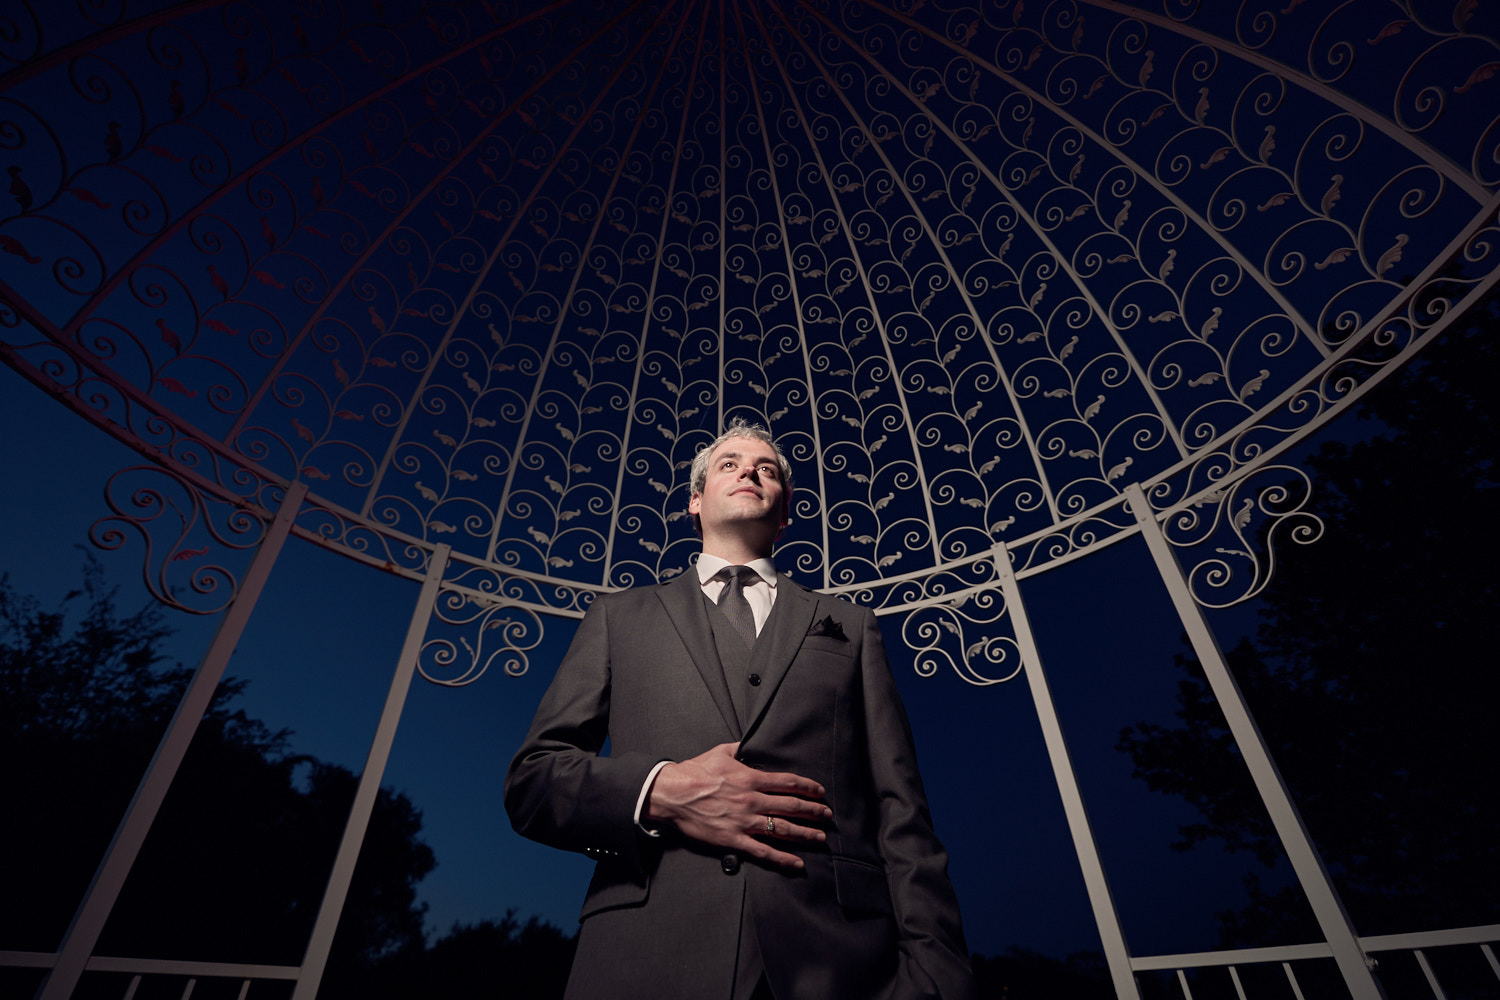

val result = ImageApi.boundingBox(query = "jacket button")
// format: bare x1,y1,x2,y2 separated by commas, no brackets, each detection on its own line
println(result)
720,853,740,875
748,673,761,686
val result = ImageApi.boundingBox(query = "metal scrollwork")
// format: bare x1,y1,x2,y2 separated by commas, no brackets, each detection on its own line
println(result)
1154,464,1325,609
0,0,1495,674
899,587,1022,687
419,586,550,685
87,463,275,614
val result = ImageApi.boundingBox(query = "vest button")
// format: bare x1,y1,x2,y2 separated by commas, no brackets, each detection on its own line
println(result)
720,853,741,875
748,672,762,686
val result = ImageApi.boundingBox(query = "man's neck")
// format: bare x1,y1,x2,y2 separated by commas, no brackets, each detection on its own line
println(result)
700,537,774,566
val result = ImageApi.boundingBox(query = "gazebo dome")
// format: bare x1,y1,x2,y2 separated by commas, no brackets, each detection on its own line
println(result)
2,0,1495,996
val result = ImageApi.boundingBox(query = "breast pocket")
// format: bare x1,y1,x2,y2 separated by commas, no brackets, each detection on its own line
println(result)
801,634,854,658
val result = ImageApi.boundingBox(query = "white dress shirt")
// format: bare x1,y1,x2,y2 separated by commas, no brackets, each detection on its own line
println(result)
633,555,780,832
693,553,778,634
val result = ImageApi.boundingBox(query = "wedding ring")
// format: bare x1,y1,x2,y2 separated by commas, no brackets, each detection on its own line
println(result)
764,815,776,835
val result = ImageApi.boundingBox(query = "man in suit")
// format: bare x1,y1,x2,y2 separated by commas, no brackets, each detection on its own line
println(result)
505,419,975,1000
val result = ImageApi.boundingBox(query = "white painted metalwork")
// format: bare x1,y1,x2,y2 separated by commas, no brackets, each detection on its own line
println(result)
994,543,1140,1000
1414,950,1449,1000
1130,923,1500,972
0,953,299,979
1,0,1495,996
1130,944,1333,972
0,951,300,1000
1227,965,1248,1000
1124,926,1500,1000
38,482,309,1000
1128,482,1383,1000
1361,926,1500,951
1282,962,1307,1000
293,543,453,1000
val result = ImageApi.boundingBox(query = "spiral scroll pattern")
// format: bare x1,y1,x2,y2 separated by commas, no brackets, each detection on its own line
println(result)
2,0,1496,679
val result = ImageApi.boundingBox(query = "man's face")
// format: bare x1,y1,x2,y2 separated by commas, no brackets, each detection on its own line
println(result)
689,436,788,538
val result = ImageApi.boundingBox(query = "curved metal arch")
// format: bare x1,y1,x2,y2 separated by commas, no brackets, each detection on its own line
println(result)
798,0,1200,462
1084,0,1492,203
3,1,1499,996
48,5,569,361
0,0,1490,614
600,0,719,577
480,1,685,572
738,0,933,575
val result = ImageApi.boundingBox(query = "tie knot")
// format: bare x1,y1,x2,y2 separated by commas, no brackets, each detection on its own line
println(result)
715,565,756,587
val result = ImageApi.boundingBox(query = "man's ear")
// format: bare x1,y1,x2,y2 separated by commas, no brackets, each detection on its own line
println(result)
688,492,702,515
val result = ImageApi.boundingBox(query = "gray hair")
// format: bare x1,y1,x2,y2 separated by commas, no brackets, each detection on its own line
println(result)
688,418,794,533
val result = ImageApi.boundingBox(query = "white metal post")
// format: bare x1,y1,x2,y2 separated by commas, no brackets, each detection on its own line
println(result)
1126,483,1386,1000
290,543,451,1000
39,481,310,1000
992,543,1143,1000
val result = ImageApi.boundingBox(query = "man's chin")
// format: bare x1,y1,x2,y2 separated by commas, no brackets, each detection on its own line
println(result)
721,511,774,525
714,509,781,531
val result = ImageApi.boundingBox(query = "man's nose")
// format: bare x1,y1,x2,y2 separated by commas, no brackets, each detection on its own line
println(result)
744,465,761,484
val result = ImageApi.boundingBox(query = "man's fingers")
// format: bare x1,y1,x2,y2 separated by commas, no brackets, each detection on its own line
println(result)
753,813,826,843
745,768,826,799
736,835,806,870
653,745,831,865
760,847,805,869
757,792,833,823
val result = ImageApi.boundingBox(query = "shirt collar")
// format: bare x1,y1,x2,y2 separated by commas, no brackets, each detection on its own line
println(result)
696,553,778,589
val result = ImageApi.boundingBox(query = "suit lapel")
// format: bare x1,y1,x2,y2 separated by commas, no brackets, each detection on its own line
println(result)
741,578,817,744
655,571,741,740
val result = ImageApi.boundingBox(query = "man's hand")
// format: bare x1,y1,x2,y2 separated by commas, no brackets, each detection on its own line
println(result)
644,742,831,869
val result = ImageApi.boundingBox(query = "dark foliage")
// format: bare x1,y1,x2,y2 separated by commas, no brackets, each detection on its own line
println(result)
971,947,1113,1000
0,557,433,974
342,912,578,1000
1117,303,1500,945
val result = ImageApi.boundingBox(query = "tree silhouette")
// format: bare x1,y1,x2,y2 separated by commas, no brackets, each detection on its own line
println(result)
345,912,578,999
971,947,1113,1000
1117,302,1499,948
0,557,434,977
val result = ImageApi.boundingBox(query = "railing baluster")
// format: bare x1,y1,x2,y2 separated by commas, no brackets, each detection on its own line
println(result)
1282,963,1307,1000
1228,966,1248,1000
1413,950,1448,1000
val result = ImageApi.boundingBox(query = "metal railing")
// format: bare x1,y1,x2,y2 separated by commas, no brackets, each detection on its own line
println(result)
0,951,299,999
1130,924,1500,1000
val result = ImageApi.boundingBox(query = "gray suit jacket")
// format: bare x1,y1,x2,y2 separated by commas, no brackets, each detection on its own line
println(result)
505,570,974,1000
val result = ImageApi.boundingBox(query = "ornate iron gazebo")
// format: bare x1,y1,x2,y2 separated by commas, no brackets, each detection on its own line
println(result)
2,0,1496,996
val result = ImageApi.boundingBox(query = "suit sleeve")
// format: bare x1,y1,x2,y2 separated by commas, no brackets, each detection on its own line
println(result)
858,607,977,1000
504,594,662,867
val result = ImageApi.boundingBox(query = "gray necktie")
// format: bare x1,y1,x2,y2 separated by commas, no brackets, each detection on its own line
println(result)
714,565,758,648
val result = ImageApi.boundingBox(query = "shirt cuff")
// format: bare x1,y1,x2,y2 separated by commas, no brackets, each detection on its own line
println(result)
634,759,673,836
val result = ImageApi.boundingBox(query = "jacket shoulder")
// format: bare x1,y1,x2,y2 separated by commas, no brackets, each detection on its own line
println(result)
790,577,873,618
586,576,683,612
